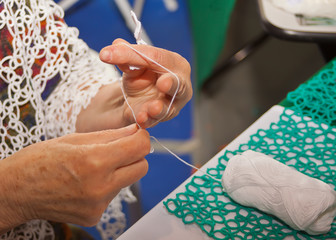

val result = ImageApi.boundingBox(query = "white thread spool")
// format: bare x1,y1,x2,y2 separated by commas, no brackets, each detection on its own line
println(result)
222,150,336,235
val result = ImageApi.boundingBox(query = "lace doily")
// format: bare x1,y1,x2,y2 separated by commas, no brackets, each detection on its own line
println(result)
164,59,336,240
0,0,132,239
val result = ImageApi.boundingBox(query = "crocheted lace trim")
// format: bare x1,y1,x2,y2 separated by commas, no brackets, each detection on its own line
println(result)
164,59,336,239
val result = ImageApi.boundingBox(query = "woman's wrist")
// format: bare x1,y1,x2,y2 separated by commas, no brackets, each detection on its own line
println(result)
75,82,129,132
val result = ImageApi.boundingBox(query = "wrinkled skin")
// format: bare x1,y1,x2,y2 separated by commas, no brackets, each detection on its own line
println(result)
0,38,192,234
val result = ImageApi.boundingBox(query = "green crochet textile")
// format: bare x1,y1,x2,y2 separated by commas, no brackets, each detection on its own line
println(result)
163,59,336,240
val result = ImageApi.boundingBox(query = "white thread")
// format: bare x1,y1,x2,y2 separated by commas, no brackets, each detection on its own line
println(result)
118,76,141,129
119,69,220,182
150,136,221,183
118,12,220,182
126,11,180,127
130,10,147,45
222,150,336,235
120,42,180,128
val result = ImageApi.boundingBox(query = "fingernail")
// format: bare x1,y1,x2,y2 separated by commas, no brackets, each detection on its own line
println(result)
100,50,111,61
150,143,154,153
129,65,140,71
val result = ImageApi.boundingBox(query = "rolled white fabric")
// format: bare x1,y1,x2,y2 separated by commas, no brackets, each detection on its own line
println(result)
222,150,336,235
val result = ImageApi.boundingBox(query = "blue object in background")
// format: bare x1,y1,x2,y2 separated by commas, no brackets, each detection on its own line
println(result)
60,0,195,238
139,152,192,213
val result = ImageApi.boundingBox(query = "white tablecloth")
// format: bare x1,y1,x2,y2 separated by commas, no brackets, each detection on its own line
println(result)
118,105,285,240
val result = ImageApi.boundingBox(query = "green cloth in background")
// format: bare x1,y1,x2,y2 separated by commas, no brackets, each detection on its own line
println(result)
187,0,235,89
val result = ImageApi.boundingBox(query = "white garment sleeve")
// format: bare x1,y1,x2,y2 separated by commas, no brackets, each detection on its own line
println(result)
41,4,136,239
43,28,120,138
0,0,134,239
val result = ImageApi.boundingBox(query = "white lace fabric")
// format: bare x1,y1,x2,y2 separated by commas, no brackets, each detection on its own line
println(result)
0,0,133,239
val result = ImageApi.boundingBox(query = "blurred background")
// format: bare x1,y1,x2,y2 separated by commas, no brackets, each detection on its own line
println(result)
55,0,328,238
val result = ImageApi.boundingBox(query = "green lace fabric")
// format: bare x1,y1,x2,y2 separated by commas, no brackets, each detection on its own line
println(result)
163,58,336,240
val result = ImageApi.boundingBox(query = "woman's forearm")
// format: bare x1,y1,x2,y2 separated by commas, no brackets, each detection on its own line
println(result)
0,159,27,235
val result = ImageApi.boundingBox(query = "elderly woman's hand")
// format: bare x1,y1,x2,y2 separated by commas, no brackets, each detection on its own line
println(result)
99,38,192,129
0,124,150,233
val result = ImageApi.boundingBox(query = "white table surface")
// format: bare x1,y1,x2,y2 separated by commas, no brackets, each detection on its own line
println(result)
118,105,285,240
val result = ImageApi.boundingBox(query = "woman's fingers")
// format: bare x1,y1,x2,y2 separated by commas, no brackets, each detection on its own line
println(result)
156,73,192,101
108,158,149,190
100,38,192,128
147,100,165,119
86,129,151,169
1,126,151,229
100,38,190,76
155,73,176,96
124,99,177,128
133,101,177,128
60,124,138,145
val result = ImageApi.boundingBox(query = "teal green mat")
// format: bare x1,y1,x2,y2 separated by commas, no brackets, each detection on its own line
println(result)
164,59,336,239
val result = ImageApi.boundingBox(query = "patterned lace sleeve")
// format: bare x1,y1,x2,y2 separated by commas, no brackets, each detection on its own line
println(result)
38,2,120,139
0,1,132,239
0,0,119,158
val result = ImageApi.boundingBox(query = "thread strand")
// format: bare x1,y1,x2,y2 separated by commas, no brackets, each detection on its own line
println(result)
117,11,221,184
150,136,222,183
120,43,180,128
